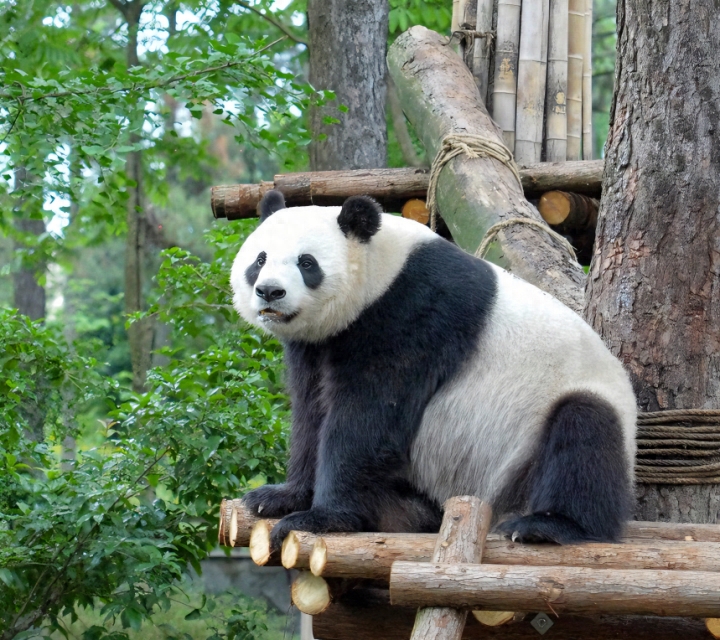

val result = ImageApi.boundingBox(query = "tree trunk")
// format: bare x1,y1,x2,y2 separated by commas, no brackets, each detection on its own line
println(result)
307,0,388,170
116,0,152,392
13,167,45,321
584,0,720,521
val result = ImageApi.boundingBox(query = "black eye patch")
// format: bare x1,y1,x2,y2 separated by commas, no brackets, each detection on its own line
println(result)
297,254,324,290
245,251,267,287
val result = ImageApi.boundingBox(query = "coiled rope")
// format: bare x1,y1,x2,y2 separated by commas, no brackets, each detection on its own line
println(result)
636,410,720,484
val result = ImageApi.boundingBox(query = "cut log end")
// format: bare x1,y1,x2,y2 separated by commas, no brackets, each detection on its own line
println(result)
229,505,239,547
292,572,332,616
539,191,572,225
401,198,430,225
472,610,516,626
311,537,328,576
249,520,273,566
707,619,720,639
282,531,304,569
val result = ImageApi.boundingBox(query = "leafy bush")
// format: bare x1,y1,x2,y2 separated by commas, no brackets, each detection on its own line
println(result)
0,222,290,640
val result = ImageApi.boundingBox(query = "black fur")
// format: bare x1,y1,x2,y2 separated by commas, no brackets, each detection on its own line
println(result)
242,238,498,550
298,254,324,290
259,190,286,221
337,196,382,243
244,251,266,287
497,391,632,544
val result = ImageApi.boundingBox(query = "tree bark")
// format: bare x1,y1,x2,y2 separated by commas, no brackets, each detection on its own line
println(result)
307,0,388,170
390,562,720,616
584,0,720,521
387,26,586,312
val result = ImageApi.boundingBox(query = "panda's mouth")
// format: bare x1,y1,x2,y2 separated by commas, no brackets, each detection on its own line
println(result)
258,308,298,323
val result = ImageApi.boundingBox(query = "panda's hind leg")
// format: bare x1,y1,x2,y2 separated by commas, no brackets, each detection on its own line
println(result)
497,391,632,544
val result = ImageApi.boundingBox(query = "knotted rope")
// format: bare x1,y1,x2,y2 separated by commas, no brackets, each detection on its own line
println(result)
474,217,578,263
426,133,522,232
636,410,720,484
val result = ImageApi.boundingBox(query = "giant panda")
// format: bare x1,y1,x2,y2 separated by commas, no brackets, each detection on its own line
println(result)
230,190,637,550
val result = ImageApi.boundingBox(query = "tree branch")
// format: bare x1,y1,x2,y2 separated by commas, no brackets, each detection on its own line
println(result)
234,0,307,46
0,36,287,103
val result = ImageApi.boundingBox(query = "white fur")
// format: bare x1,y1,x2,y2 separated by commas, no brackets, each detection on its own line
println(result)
410,263,637,506
230,206,436,342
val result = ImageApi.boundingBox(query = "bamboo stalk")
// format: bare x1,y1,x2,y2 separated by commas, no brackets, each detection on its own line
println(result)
582,0,594,159
472,0,494,104
491,0,522,150
544,0,569,161
567,0,585,159
514,0,551,163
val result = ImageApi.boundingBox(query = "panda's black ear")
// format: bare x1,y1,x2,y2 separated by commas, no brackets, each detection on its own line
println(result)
259,190,286,222
337,196,382,243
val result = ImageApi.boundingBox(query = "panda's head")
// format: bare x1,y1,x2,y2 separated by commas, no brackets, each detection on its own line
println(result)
231,190,426,343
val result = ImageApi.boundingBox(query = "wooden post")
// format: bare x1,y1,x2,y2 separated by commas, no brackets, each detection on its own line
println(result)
410,497,492,640
514,0,550,163
544,0,569,161
387,26,586,312
472,0,494,103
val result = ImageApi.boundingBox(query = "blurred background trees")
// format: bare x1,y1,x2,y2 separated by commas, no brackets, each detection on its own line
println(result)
0,0,616,637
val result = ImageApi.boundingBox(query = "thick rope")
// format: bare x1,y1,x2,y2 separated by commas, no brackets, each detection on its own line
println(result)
474,217,578,262
636,410,720,484
426,133,522,232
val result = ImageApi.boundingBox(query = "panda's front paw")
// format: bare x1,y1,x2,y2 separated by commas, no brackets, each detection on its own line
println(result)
243,484,311,518
270,508,364,552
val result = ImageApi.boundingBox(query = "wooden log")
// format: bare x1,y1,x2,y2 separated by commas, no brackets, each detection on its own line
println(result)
567,0,585,160
411,497,493,640
401,198,430,225
309,532,720,581
282,530,318,570
210,162,604,221
226,500,280,548
544,0,569,162
249,519,282,566
387,26,586,312
291,572,360,617
390,562,720,616
538,190,598,230
514,0,550,163
313,588,714,640
491,0,522,150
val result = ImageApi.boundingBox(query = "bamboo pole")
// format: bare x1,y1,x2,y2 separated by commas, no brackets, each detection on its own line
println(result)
491,0,522,150
472,0,494,103
410,497,492,640
567,0,585,159
544,0,569,161
582,0,594,159
514,0,551,163
390,562,720,616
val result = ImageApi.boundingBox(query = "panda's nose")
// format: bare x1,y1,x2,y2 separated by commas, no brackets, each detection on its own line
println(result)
256,285,286,302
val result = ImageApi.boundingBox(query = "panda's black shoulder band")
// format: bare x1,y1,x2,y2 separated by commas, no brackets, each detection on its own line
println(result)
337,196,382,243
259,190,286,221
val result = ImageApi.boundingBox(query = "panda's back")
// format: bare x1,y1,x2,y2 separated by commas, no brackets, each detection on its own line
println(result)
410,256,637,509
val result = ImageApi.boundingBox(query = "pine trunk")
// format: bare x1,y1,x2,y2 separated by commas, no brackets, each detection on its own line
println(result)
308,0,388,170
584,0,720,522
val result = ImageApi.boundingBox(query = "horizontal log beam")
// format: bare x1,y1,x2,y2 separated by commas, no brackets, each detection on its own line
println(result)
313,588,713,640
389,562,720,616
210,161,603,220
307,533,720,581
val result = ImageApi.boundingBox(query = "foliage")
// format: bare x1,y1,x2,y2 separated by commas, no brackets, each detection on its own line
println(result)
0,221,291,640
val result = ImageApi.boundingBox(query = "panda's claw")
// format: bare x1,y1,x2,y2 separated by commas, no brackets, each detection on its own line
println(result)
511,530,520,543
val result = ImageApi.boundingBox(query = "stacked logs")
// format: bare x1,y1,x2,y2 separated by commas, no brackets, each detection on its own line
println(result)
220,497,720,640
454,0,593,163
